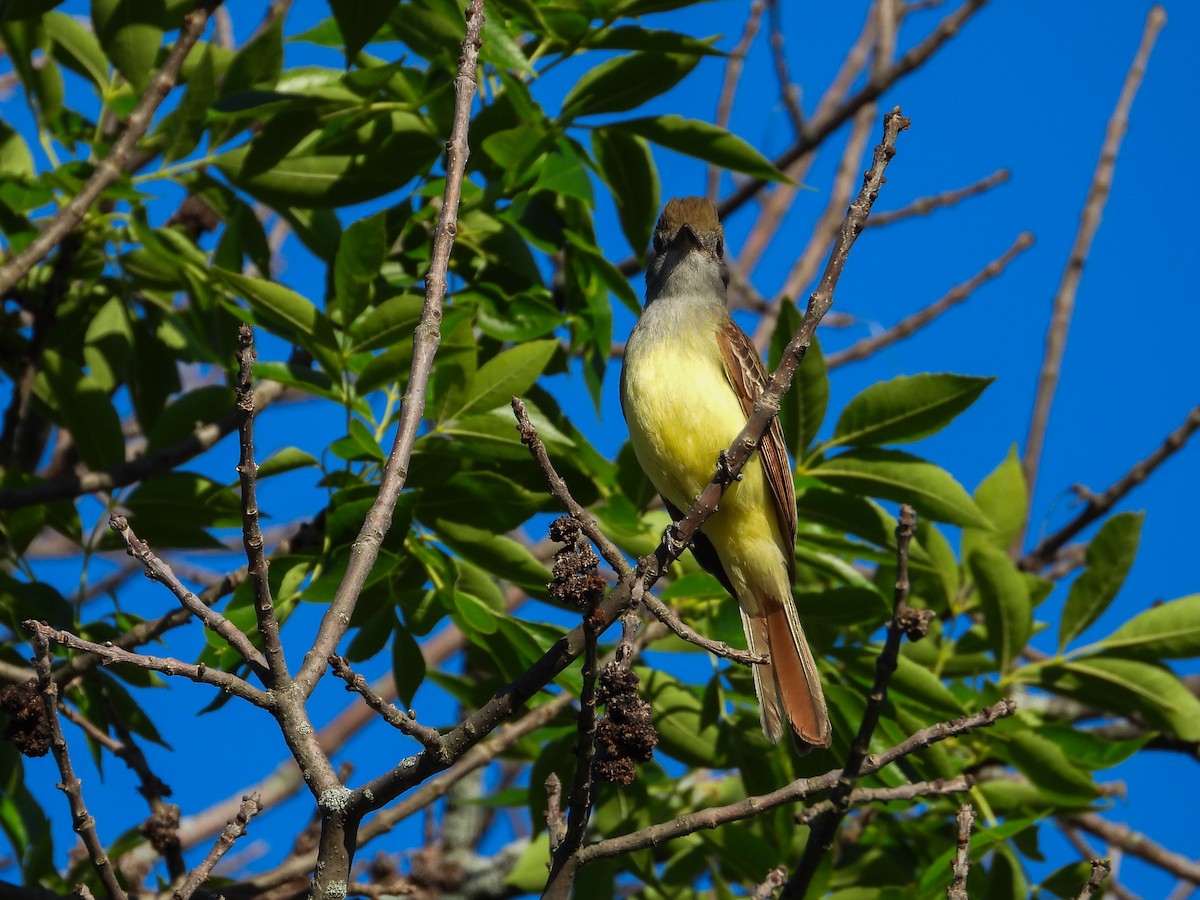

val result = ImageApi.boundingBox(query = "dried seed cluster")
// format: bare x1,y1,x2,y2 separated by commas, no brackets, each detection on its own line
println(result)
547,517,606,611
0,679,50,757
594,663,657,785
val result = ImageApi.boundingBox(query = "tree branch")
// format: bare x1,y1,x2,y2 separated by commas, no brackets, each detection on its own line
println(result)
1077,859,1113,900
793,776,973,825
708,1,765,201
0,0,222,297
1018,5,1167,540
25,620,269,707
1066,813,1200,885
565,700,1014,872
0,378,287,511
107,514,269,679
947,803,974,900
29,631,129,900
329,655,446,757
1021,403,1200,570
783,505,931,897
295,0,486,699
865,168,1010,228
825,232,1034,369
234,325,288,685
173,795,261,900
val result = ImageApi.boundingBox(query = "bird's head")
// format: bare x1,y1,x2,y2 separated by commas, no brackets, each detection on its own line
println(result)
646,197,729,302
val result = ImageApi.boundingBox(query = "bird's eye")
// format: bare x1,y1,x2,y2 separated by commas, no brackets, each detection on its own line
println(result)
715,239,724,257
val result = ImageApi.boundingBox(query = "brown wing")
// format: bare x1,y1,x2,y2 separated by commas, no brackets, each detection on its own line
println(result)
716,317,798,583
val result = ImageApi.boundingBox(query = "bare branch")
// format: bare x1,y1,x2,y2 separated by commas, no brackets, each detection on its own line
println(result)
234,326,288,684
794,776,973,825
638,592,766,665
107,514,269,678
513,399,762,666
0,378,287,511
174,795,262,900
25,620,269,707
866,168,1010,228
545,773,566,854
329,655,446,757
719,0,987,223
708,1,765,200
567,700,1015,871
826,232,1034,369
1019,6,1167,536
1077,859,1113,900
29,631,128,900
296,0,487,698
947,804,974,900
754,866,788,900
1021,403,1200,570
0,0,222,297
1066,813,1200,885
783,505,931,897
766,0,804,134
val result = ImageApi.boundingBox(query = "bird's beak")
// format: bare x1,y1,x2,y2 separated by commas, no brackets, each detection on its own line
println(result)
668,223,701,253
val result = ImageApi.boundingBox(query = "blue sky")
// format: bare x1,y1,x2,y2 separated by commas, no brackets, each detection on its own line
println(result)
5,0,1199,895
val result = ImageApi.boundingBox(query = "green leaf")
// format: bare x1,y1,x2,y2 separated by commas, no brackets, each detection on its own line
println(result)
582,26,726,56
772,309,827,457
0,122,34,179
92,0,164,93
964,444,1026,556
1096,593,1200,659
968,544,1031,672
447,339,558,419
1035,656,1200,741
1004,729,1098,802
561,51,700,119
504,834,551,892
828,373,993,449
813,448,990,528
1057,511,1143,650
391,618,426,707
255,447,319,480
640,668,718,768
431,520,551,598
33,350,125,471
330,0,397,59
591,128,659,258
45,11,108,89
612,115,790,182
452,590,498,635
334,209,387,323
350,294,423,352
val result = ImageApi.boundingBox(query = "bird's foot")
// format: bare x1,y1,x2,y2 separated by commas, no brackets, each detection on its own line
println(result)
715,450,742,485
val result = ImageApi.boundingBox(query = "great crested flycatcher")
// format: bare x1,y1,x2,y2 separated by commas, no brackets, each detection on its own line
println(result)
620,196,831,749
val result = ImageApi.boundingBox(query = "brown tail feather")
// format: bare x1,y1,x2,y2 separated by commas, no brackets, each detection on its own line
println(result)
741,597,831,750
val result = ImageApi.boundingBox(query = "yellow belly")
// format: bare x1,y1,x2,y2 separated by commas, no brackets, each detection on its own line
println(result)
621,328,789,605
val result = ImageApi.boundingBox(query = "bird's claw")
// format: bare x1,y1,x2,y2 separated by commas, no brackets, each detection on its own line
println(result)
715,451,742,484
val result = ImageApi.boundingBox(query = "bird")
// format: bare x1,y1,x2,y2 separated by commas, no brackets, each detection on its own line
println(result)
619,196,831,750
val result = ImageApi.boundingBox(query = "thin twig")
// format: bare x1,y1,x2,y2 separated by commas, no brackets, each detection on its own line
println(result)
545,773,566,854
766,0,804,134
638,592,766,665
173,795,262,900
754,866,788,900
566,700,1014,871
0,378,288,511
783,505,930,897
1078,859,1113,900
826,232,1034,369
1019,6,1167,541
107,514,269,678
947,804,974,900
718,0,987,224
1066,814,1200,885
329,655,446,757
794,776,973,825
754,104,875,349
0,0,221,297
234,326,288,684
1061,826,1138,900
295,0,486,699
29,631,129,900
1021,403,1200,570
25,620,268,707
512,400,763,666
708,1,765,200
866,168,1010,227
547,614,601,884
